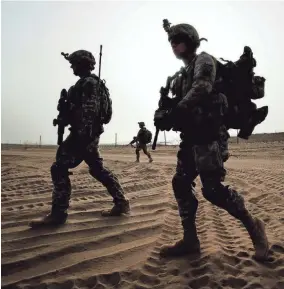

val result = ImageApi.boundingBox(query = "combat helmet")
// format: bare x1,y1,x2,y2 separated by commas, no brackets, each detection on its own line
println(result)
61,50,96,70
163,19,207,50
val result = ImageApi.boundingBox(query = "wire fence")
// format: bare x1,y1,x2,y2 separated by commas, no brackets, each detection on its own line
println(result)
2,132,284,151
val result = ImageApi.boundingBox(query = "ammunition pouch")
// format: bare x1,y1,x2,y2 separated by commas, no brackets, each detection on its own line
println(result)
154,108,173,131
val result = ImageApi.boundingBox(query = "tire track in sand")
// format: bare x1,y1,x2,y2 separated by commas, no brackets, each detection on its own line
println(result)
2,148,284,289
1,157,170,289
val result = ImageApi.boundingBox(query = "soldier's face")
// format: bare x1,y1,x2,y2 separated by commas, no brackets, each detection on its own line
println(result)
71,63,81,76
71,61,88,76
171,41,187,59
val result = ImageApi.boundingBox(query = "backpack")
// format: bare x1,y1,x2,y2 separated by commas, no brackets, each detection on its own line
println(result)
214,46,268,138
144,129,152,144
139,129,152,144
98,79,112,124
90,75,112,124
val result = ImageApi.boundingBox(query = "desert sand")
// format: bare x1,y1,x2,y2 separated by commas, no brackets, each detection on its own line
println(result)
1,139,284,289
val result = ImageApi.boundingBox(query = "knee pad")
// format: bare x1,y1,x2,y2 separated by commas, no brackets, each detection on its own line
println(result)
202,184,246,218
51,162,69,181
172,174,198,214
172,174,183,193
201,181,227,203
172,174,195,197
201,186,218,204
89,166,99,177
89,161,106,181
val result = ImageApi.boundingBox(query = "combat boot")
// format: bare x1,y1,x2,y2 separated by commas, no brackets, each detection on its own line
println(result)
101,200,130,217
242,215,269,261
160,222,200,257
29,207,68,228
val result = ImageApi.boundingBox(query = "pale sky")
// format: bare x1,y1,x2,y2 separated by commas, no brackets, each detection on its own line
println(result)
1,1,284,145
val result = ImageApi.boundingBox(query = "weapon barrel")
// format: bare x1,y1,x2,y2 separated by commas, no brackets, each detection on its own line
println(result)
54,88,68,146
57,125,65,145
152,128,159,150
58,134,63,146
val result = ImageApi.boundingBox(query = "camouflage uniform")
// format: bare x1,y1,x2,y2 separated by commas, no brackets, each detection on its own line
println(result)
131,122,153,162
159,21,269,260
29,50,129,228
51,133,127,214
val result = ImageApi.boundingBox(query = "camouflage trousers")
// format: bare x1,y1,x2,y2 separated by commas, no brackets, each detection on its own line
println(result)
136,143,152,161
51,133,127,212
173,133,249,229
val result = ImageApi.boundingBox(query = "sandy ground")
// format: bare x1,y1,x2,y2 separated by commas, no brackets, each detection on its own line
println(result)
1,142,284,289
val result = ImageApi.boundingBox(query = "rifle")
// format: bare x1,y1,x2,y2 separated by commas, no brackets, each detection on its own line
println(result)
152,19,174,151
129,136,138,148
53,88,69,145
152,66,188,151
152,76,173,150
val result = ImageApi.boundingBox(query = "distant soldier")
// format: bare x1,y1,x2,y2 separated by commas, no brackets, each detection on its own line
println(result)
29,49,130,228
130,122,153,163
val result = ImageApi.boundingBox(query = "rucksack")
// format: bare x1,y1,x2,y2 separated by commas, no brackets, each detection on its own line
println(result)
145,129,152,144
140,129,152,144
90,75,112,124
98,79,112,124
214,46,268,138
146,129,152,144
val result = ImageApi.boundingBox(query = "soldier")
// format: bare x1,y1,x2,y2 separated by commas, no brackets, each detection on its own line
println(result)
130,122,153,163
29,50,130,228
156,20,269,260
